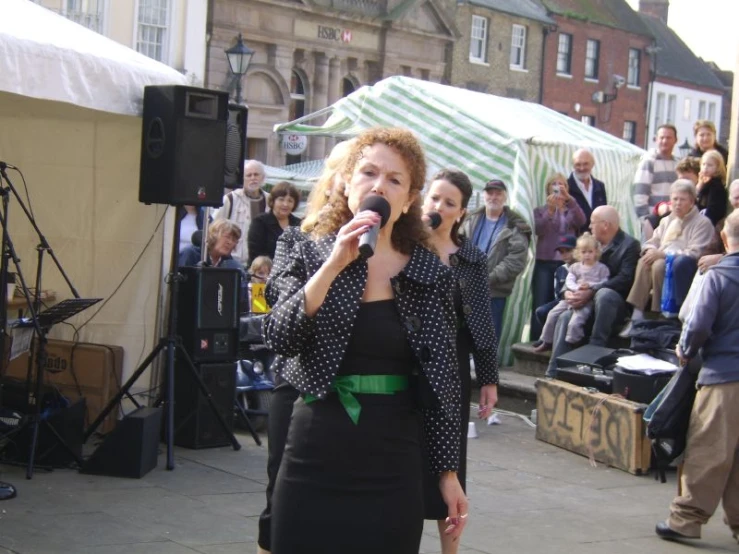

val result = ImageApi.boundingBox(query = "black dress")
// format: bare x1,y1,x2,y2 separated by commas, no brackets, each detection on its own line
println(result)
424,284,473,519
271,300,424,554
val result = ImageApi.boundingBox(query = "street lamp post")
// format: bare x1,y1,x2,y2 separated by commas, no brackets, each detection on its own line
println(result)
225,33,254,104
678,138,692,158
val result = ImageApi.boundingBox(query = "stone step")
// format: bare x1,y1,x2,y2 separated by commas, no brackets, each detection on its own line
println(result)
510,341,550,377
497,368,538,415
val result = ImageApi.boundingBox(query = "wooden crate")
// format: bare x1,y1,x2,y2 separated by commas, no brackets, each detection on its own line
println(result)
3,339,123,434
535,378,651,475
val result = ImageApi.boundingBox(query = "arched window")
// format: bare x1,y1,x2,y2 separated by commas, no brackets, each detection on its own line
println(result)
287,70,306,165
342,77,356,97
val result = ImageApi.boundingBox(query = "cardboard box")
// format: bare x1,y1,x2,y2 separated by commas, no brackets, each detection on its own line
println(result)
535,378,651,475
3,339,124,434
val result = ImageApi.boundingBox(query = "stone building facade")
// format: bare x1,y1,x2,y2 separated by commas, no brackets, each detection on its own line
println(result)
207,0,458,166
448,0,554,102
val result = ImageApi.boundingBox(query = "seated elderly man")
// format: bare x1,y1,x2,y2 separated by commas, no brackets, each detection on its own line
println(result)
625,180,715,327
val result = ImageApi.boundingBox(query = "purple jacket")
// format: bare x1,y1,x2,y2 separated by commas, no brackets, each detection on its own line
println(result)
533,200,586,260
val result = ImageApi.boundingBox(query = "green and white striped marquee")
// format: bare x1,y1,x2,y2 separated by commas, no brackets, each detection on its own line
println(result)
275,76,646,365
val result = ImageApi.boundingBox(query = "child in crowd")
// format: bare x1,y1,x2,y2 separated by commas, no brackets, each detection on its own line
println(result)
532,235,576,348
534,233,610,351
249,255,272,284
245,256,273,313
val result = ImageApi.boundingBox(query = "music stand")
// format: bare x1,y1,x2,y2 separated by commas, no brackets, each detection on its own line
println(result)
0,163,98,479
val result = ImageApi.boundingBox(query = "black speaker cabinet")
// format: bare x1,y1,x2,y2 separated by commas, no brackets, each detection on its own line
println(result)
224,104,248,190
177,266,240,362
173,362,236,449
82,407,162,478
139,85,229,206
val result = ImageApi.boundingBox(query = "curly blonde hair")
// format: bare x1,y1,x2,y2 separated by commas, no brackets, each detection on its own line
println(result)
312,128,430,254
301,139,356,234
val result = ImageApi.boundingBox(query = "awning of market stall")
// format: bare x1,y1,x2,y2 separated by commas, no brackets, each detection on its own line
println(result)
274,76,645,363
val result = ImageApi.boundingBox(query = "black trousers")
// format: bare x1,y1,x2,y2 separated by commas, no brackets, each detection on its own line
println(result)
257,381,300,551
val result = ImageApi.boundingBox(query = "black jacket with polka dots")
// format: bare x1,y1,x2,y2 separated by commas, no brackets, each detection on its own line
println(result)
451,237,500,386
263,234,462,473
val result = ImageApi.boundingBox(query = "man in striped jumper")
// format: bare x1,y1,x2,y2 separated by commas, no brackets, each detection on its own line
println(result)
633,124,679,220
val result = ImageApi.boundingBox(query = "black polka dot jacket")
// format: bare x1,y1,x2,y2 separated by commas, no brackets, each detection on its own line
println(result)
263,234,462,473
450,237,500,386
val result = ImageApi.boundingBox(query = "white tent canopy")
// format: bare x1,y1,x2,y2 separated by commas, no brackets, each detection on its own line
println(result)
275,76,646,363
0,0,188,387
0,0,188,116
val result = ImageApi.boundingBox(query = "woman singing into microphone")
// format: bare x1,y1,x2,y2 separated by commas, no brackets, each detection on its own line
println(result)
264,128,467,554
422,169,500,554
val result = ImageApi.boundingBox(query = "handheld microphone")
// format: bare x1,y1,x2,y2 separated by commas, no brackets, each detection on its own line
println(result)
358,196,391,259
424,212,442,230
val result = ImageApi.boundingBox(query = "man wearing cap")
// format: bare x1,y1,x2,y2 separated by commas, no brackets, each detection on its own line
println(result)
567,149,607,234
464,179,531,340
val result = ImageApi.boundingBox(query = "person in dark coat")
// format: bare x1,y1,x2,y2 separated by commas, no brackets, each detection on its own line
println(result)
696,149,728,227
263,128,468,554
689,119,729,165
257,138,355,554
655,210,739,544
422,169,499,554
566,148,608,234
247,181,301,265
178,219,244,274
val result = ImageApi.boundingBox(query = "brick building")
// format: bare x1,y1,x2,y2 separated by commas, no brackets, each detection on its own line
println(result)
539,0,654,147
206,0,458,166
447,0,554,102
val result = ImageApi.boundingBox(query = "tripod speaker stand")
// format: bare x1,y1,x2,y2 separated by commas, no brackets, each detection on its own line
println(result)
83,213,242,469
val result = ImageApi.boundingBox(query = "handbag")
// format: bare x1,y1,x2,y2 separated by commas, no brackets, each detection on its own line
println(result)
661,252,679,318
643,355,700,483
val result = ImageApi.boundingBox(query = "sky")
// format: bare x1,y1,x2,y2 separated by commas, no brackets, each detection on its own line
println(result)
625,0,739,71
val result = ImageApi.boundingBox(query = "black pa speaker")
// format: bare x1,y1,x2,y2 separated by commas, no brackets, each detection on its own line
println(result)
177,266,241,362
81,407,162,478
224,104,248,190
139,85,229,206
172,362,236,449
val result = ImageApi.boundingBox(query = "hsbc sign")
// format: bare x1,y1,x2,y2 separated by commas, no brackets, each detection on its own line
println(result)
317,25,352,43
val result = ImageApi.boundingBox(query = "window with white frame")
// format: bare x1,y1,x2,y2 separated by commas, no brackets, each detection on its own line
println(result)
510,24,526,69
469,16,488,63
581,115,595,127
654,92,665,128
627,48,641,86
65,0,105,34
623,121,636,144
667,94,677,124
683,98,691,120
708,102,717,123
698,100,706,119
557,33,572,75
136,0,170,63
584,39,600,79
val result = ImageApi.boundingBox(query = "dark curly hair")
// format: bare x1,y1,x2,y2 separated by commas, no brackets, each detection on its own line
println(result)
430,168,473,246
312,128,430,255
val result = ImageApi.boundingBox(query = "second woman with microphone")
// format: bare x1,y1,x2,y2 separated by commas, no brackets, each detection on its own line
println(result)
422,168,500,554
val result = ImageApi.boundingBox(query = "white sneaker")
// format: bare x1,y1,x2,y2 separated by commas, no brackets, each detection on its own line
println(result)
619,321,633,338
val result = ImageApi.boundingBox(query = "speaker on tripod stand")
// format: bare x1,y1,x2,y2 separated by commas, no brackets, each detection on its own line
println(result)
84,85,243,472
